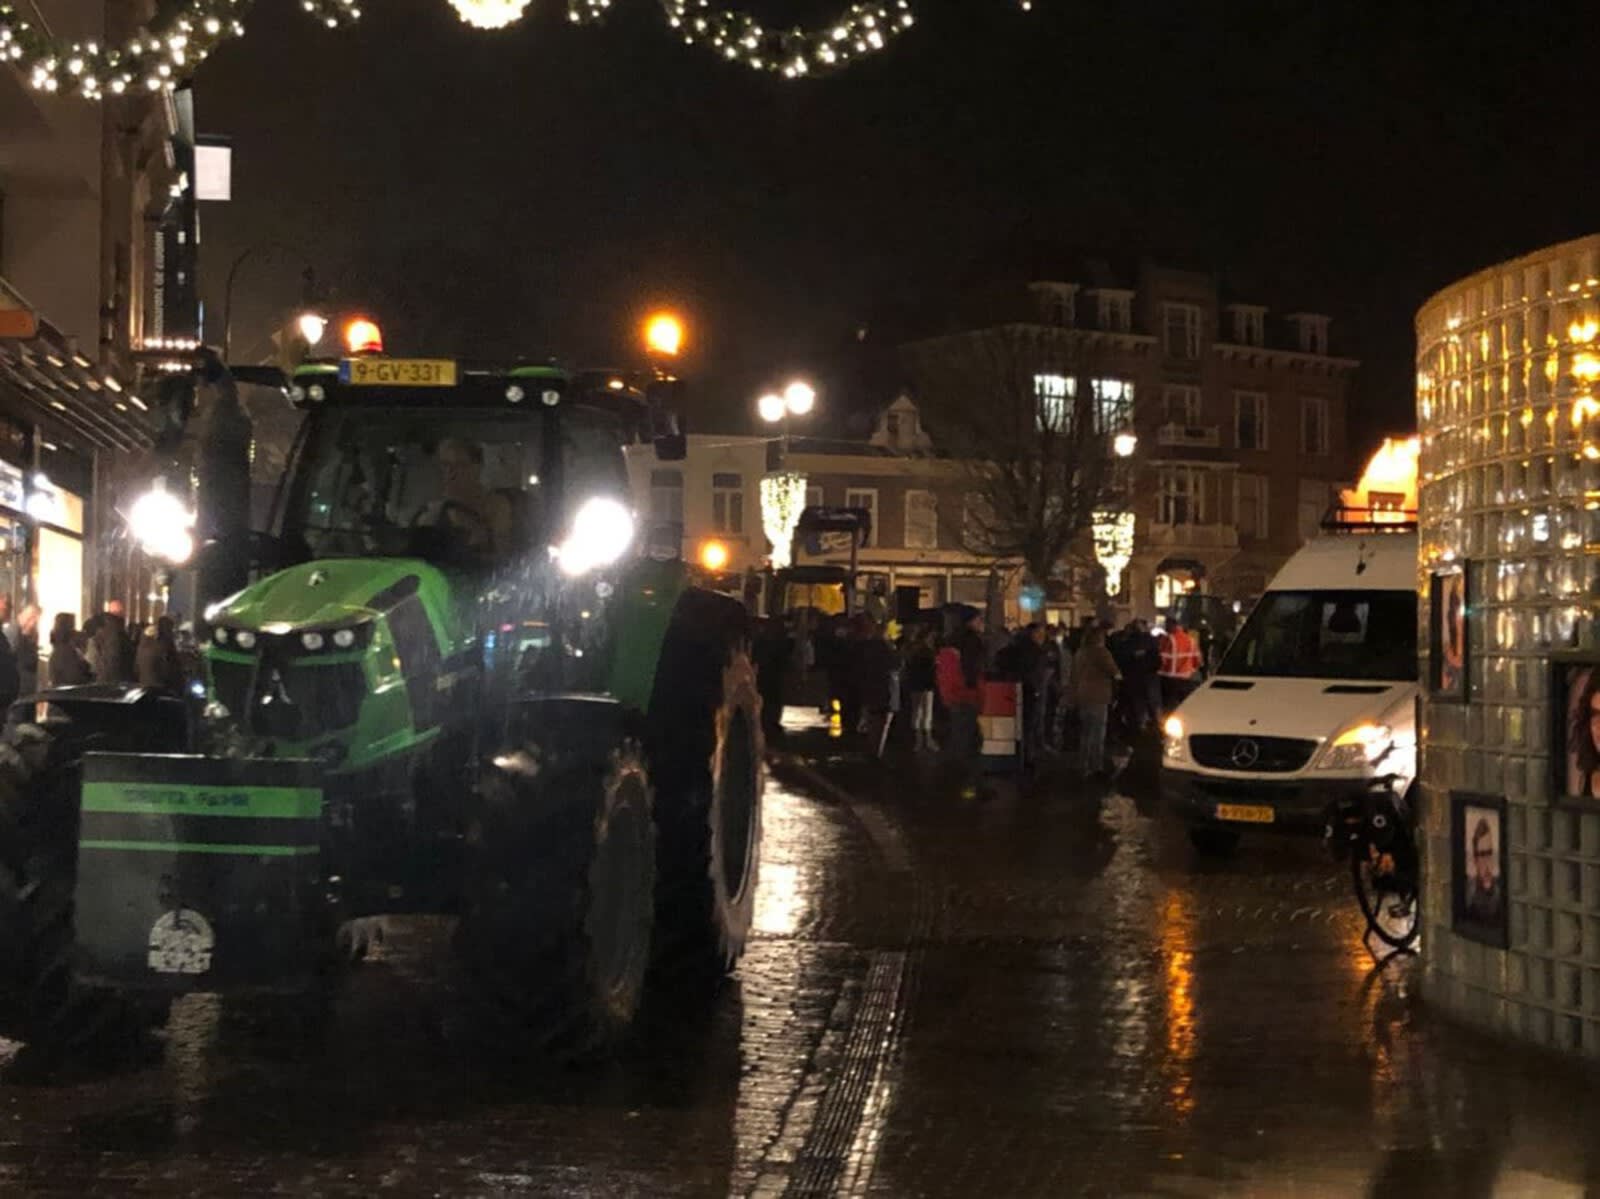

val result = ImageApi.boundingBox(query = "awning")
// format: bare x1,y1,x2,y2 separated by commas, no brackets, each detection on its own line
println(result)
0,278,37,339
0,308,155,453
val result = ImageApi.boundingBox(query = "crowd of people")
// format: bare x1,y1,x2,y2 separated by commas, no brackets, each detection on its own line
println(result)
0,595,191,710
753,603,1214,793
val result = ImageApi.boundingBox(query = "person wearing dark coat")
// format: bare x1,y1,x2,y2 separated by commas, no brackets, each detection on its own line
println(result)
90,613,135,685
851,616,896,752
135,616,185,692
0,619,18,713
903,626,939,753
752,616,794,746
47,613,92,686
14,603,39,698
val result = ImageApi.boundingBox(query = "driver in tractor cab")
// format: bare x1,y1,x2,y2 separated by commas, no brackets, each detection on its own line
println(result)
415,437,515,556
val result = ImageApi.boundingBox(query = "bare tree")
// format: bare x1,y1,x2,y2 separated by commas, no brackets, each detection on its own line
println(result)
902,325,1144,592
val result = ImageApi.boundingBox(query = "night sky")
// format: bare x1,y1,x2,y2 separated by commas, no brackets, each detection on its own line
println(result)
196,0,1600,458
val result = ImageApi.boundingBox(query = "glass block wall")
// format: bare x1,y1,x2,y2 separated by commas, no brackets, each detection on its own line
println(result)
1417,234,1600,1055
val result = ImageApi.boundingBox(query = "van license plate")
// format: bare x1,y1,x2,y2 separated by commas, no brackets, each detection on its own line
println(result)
1215,803,1274,824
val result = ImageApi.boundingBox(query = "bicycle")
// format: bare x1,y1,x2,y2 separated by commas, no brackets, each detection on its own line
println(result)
1324,776,1420,955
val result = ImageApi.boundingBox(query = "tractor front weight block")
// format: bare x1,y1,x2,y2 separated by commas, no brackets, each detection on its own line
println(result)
74,754,329,994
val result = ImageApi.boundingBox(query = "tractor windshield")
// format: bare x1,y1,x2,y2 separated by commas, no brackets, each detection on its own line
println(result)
281,403,629,565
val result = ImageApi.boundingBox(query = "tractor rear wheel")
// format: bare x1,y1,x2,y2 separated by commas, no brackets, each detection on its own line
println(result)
0,724,140,1053
454,737,656,1060
650,639,764,989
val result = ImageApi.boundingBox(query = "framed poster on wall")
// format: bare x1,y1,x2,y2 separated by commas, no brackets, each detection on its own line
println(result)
1550,652,1600,803
1450,791,1509,948
1428,567,1468,701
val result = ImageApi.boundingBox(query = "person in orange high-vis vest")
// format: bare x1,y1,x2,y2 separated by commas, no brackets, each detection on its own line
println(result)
1157,618,1203,713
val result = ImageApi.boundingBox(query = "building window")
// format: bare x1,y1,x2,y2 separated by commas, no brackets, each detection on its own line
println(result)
1163,385,1202,426
1034,373,1074,432
1235,474,1269,539
1092,378,1135,433
805,484,824,510
1231,307,1265,346
905,489,938,549
1298,479,1329,540
1163,303,1202,358
711,472,743,534
1158,466,1206,525
1292,314,1330,355
1234,391,1268,450
1030,283,1076,327
845,487,878,547
649,468,683,525
1300,396,1330,455
1096,291,1132,332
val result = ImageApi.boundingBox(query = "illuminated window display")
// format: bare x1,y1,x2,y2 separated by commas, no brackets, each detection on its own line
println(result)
1417,234,1600,1055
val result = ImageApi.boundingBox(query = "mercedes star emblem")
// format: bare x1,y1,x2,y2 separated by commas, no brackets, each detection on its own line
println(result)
1229,738,1261,769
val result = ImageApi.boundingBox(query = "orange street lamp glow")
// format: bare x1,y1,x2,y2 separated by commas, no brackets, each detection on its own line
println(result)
644,312,685,357
698,539,730,571
343,316,384,355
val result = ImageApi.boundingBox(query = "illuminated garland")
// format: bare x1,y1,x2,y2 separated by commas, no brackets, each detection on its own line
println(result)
3,0,1034,96
761,471,808,569
1091,509,1135,596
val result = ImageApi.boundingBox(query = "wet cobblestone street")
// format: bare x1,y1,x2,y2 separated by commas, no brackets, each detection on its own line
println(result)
3,714,1598,1196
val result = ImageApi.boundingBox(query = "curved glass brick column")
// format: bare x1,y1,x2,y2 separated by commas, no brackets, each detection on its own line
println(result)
1418,234,1600,1054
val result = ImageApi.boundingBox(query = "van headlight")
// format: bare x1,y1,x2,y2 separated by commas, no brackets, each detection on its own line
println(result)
1162,714,1187,763
555,497,635,577
1316,722,1393,771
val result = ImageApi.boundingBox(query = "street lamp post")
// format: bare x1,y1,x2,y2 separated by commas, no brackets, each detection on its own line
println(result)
758,378,816,456
222,247,322,361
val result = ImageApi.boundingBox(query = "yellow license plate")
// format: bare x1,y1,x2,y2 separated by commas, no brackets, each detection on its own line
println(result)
1215,803,1275,824
341,358,457,387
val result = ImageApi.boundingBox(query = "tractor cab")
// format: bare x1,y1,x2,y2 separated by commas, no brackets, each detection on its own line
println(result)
201,360,668,770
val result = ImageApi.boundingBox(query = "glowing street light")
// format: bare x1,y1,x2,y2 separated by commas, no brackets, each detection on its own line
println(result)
644,312,685,358
296,312,328,348
782,379,816,416
698,539,731,571
757,392,787,424
1113,431,1138,458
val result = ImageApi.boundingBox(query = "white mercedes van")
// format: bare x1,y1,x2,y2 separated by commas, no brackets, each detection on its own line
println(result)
1160,522,1419,853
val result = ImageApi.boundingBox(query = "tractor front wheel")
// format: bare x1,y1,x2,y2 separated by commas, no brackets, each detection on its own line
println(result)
650,641,764,988
0,724,140,1055
454,736,656,1060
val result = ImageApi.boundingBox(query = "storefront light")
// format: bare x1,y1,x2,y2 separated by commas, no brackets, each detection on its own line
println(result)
127,479,197,564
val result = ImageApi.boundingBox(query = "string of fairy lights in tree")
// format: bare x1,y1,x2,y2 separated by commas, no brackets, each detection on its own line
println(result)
2,0,1033,96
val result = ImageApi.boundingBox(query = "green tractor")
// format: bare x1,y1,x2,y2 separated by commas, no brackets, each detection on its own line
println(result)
0,357,764,1057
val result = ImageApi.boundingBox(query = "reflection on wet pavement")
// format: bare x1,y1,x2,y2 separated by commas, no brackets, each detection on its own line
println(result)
2,714,1598,1195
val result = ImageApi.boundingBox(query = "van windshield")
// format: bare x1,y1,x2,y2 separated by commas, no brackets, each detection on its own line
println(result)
1217,589,1418,681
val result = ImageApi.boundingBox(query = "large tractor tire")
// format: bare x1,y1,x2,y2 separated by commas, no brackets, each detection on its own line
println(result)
454,733,656,1060
649,598,764,991
0,724,151,1054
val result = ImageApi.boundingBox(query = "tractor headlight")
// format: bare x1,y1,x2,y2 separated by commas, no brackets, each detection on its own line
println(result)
297,623,371,653
1316,722,1393,771
213,627,229,646
555,496,635,577
234,629,257,650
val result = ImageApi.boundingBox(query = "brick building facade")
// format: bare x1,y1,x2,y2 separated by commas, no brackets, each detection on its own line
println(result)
903,261,1358,619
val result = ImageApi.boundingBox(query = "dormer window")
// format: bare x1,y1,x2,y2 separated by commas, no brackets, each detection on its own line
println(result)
1090,288,1133,332
1227,304,1266,347
1289,313,1331,355
1028,282,1078,328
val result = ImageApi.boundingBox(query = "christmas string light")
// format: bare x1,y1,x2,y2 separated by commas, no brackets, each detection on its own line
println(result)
0,0,356,97
2,0,1036,97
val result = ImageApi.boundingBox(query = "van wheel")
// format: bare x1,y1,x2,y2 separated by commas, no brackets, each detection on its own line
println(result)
1189,827,1241,856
